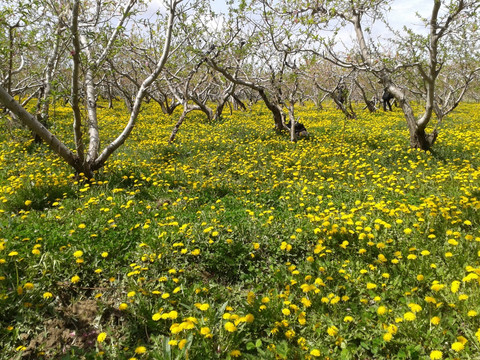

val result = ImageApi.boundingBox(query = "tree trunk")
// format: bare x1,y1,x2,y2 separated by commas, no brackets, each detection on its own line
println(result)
92,0,178,171
206,59,286,130
409,128,438,150
71,0,85,163
169,108,188,143
332,96,356,119
396,92,438,150
231,94,246,111
288,103,297,142
214,83,236,121
214,102,225,121
34,87,45,143
107,83,114,109
0,84,83,171
258,89,285,130
80,34,101,163
355,79,376,112
192,100,214,121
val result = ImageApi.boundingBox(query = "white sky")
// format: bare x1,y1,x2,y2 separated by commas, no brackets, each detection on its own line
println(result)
146,0,436,36
388,0,433,30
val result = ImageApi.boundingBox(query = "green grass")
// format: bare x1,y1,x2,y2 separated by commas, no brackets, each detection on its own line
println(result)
0,101,479,359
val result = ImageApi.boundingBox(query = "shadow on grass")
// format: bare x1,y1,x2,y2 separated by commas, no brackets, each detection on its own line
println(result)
3,183,78,213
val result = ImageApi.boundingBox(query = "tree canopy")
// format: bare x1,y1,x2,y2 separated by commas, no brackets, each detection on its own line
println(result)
0,0,479,175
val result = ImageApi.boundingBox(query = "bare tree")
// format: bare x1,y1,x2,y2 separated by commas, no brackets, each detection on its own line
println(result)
276,0,480,149
0,0,183,178
204,0,314,136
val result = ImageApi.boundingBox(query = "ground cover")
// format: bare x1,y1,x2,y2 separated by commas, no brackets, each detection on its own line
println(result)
0,101,479,359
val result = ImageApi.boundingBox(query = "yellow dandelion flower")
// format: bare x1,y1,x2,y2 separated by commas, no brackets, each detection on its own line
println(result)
310,349,321,357
377,306,387,315
170,323,182,334
450,280,460,293
457,336,468,345
97,332,107,343
387,324,398,334
168,311,178,319
285,329,295,339
301,297,312,307
451,342,464,352
430,283,445,292
194,303,210,311
327,326,338,336
408,303,422,313
24,283,34,290
224,322,237,332
467,310,477,317
135,346,147,354
178,339,187,350
230,350,241,357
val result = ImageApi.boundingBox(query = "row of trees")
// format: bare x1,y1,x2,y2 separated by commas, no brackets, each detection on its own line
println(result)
1,0,479,177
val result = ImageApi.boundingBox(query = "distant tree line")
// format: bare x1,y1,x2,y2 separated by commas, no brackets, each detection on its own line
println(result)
0,0,479,176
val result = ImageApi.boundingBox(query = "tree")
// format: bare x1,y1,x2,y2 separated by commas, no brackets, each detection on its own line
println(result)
0,0,183,178
203,0,311,134
0,1,45,111
280,0,480,149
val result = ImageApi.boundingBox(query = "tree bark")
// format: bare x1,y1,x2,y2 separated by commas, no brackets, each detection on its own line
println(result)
93,0,179,171
0,84,82,172
71,0,86,167
40,19,64,131
80,35,101,163
355,79,376,112
169,108,188,143
206,59,287,130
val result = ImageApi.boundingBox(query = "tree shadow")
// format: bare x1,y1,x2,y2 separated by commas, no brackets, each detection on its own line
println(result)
3,182,78,213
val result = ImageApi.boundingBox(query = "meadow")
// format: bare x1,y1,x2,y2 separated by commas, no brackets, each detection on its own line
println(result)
0,100,479,360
